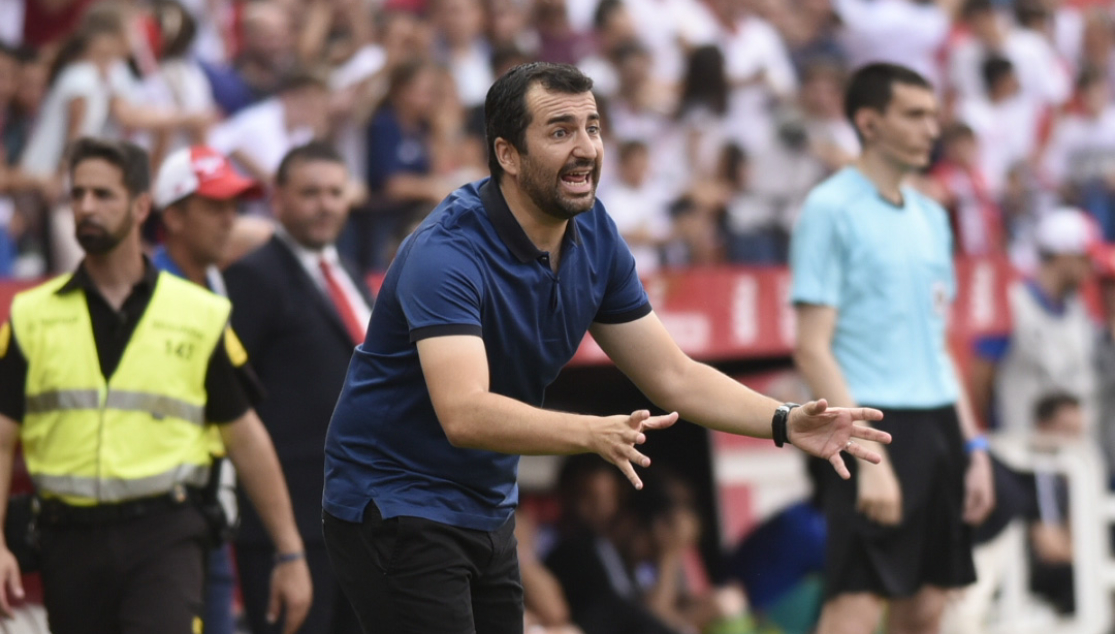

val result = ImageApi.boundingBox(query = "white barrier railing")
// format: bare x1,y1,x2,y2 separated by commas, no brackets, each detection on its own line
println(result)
987,434,1113,634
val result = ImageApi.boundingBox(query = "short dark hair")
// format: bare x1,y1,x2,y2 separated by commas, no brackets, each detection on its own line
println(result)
151,0,198,60
484,62,594,181
941,122,976,145
278,67,329,94
67,137,151,197
275,141,346,186
1035,392,1081,426
844,63,933,138
981,55,1015,94
961,0,994,19
593,0,624,31
1077,64,1107,92
618,139,647,162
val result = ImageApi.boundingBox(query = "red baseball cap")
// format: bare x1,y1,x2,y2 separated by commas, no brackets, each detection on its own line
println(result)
153,146,263,209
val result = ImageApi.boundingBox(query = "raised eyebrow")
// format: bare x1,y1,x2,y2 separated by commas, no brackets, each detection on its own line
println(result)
545,112,602,126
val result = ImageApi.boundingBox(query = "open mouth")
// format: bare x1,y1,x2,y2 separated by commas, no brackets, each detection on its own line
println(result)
560,169,593,195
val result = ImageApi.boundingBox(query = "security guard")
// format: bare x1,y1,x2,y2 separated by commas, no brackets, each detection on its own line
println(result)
0,137,312,634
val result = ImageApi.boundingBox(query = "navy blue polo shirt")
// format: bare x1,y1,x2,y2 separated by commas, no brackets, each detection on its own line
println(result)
323,178,651,531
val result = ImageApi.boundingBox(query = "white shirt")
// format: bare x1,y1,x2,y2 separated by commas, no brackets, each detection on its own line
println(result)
136,58,216,154
718,15,797,153
0,0,23,47
331,45,388,181
834,0,950,88
208,98,315,178
958,95,1042,195
1042,106,1115,184
275,227,372,329
598,178,672,275
441,41,493,108
948,29,1071,106
623,0,718,84
21,61,140,177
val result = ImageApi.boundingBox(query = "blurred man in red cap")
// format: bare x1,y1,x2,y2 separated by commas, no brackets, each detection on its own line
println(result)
152,145,265,634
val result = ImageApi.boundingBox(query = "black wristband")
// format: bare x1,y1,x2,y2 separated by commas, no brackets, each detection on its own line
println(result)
771,403,800,448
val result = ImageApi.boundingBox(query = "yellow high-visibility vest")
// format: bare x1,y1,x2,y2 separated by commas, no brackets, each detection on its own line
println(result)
10,271,231,506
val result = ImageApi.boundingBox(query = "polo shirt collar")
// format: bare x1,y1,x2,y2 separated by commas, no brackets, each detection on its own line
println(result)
479,178,581,264
57,256,160,296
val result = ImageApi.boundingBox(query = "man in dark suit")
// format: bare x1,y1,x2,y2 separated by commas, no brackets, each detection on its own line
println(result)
224,142,371,634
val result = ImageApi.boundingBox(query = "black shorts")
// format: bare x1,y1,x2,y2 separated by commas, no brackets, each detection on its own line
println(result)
323,501,524,634
817,405,976,600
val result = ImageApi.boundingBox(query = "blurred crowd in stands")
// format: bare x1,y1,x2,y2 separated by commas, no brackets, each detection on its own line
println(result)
0,0,1114,277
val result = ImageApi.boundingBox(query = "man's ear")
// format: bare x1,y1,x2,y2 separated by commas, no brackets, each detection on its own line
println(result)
854,109,877,143
494,137,520,177
133,192,154,226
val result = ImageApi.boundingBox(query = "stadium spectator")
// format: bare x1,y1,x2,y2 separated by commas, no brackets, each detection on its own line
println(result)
1027,392,1083,615
707,0,799,156
201,1,297,116
1042,69,1115,241
832,0,952,90
136,0,221,163
798,61,859,173
956,55,1043,197
791,63,994,634
546,455,679,634
575,0,636,100
625,471,752,634
432,0,493,108
225,142,369,634
717,143,787,265
208,69,331,188
1079,10,1115,88
595,139,670,274
151,145,264,634
487,0,541,61
0,136,312,634
947,0,1070,108
970,208,1099,434
516,509,584,634
926,122,1004,256
674,45,733,180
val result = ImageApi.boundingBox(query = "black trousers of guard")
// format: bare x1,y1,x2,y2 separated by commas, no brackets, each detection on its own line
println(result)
38,504,209,634
323,500,524,634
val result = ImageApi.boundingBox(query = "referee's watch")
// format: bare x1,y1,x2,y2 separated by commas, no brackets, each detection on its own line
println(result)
772,403,800,448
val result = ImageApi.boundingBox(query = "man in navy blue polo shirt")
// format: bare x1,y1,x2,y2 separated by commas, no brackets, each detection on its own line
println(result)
321,62,893,634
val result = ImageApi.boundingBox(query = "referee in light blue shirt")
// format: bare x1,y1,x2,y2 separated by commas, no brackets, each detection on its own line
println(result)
791,63,995,634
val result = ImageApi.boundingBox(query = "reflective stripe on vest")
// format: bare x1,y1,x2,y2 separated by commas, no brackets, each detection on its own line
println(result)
24,389,205,426
32,463,210,503
10,272,231,505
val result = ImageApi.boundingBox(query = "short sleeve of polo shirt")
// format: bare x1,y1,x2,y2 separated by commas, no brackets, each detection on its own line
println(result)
790,196,844,307
594,232,652,324
397,237,485,342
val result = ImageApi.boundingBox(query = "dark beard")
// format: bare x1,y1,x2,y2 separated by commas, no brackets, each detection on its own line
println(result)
519,156,600,221
75,218,130,255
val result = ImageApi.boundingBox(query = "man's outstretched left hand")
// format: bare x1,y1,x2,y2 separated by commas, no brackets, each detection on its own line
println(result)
787,399,890,479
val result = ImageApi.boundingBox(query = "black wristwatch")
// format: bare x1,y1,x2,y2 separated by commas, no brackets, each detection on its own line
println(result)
772,403,800,448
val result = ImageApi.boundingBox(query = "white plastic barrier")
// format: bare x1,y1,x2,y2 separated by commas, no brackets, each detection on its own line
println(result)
986,434,1113,634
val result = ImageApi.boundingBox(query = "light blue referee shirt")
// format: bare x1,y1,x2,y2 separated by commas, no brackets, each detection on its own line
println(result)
790,167,960,409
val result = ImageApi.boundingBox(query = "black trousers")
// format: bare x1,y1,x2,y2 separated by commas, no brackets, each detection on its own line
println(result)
322,502,524,634
237,542,362,634
39,505,209,634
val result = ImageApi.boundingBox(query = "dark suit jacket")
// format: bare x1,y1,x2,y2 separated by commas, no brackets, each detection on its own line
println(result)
224,236,373,546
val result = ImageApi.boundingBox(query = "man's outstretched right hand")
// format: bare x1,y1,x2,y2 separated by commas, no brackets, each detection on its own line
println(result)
591,410,678,489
